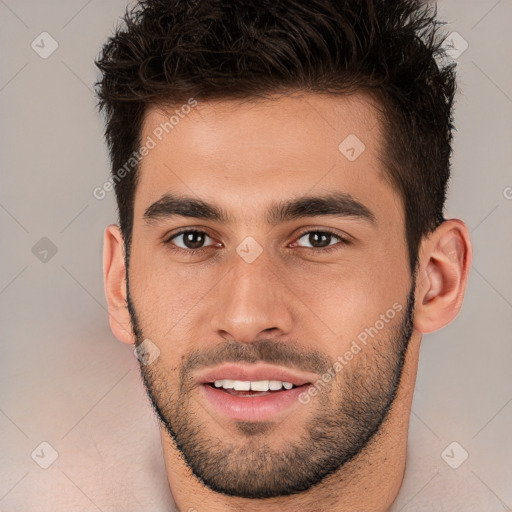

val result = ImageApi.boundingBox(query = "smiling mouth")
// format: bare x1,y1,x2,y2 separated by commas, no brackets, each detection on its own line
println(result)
206,379,309,397
201,376,313,422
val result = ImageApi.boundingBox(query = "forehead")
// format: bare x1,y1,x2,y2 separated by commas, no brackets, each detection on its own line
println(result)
134,92,400,229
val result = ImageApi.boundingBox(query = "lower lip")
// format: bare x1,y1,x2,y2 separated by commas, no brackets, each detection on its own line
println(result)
201,384,310,422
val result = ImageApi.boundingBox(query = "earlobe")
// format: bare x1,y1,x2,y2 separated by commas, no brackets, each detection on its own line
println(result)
103,224,135,345
414,219,472,334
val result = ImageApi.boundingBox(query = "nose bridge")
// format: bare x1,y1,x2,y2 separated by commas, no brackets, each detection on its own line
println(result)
210,250,292,342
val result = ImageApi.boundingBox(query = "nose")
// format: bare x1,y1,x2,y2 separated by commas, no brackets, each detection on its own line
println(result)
209,254,293,344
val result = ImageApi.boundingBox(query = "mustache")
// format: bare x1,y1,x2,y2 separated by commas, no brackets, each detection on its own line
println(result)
181,339,332,380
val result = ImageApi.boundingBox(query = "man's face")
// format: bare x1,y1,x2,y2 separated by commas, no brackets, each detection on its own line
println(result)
126,93,415,498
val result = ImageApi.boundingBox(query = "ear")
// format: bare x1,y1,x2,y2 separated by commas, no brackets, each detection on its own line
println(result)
414,219,472,334
103,224,135,345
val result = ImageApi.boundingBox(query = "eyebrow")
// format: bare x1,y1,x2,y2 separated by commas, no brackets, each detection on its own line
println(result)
143,192,377,227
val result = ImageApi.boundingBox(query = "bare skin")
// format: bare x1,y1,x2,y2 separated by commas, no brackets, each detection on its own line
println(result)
103,92,472,512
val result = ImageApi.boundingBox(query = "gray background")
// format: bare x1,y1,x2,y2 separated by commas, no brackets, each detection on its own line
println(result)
0,0,511,510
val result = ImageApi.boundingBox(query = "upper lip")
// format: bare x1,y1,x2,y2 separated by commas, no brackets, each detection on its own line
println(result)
196,364,315,387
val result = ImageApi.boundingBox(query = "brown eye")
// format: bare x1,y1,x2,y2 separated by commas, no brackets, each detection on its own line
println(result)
295,230,350,251
168,230,214,250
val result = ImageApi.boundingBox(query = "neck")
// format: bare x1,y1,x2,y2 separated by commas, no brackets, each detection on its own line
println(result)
161,336,421,512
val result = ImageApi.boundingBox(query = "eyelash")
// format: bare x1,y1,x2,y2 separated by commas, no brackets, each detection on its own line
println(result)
164,228,351,255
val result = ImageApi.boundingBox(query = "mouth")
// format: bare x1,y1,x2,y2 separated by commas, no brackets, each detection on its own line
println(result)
206,379,306,396
197,365,315,422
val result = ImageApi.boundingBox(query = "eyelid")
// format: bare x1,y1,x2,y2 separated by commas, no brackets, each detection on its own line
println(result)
291,227,352,252
165,228,221,249
293,227,352,243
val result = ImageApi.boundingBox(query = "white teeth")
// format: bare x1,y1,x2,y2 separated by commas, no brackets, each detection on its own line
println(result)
233,380,251,391
269,380,283,390
212,379,295,391
215,380,235,388
250,380,269,391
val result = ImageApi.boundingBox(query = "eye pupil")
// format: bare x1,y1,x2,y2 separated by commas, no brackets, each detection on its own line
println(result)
309,232,331,248
184,231,205,249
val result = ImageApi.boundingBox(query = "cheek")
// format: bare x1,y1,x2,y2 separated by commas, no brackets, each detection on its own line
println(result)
284,252,409,352
128,246,204,341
